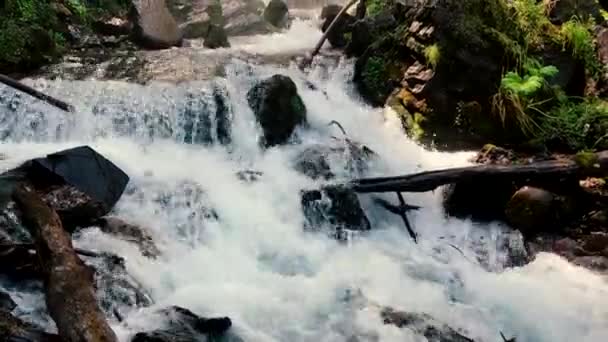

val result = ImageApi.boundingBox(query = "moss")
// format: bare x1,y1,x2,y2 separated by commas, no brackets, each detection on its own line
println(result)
560,18,601,76
424,44,440,69
575,151,600,169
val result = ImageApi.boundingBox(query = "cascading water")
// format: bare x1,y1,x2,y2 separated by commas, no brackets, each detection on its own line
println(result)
1,12,608,342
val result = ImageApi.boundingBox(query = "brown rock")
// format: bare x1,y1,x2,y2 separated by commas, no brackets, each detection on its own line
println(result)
505,186,557,234
130,0,184,49
97,216,160,257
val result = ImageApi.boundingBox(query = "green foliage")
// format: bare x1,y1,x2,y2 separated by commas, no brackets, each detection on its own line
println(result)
367,0,387,17
539,99,608,151
0,0,62,71
362,56,388,95
66,0,89,22
494,58,558,135
424,44,440,69
510,0,554,47
560,18,601,75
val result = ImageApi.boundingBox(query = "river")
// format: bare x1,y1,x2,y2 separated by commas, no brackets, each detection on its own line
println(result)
1,5,607,342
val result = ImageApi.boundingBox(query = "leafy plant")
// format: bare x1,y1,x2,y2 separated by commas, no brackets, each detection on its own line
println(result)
493,58,558,134
424,44,440,69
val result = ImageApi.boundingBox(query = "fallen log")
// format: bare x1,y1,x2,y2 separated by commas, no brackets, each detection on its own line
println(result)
0,74,73,112
13,185,118,342
352,151,608,193
299,0,358,68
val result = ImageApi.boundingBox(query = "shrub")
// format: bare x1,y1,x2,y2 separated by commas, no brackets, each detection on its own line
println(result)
539,99,608,151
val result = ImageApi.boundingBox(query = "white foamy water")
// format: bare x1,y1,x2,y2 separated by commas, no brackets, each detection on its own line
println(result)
1,15,608,342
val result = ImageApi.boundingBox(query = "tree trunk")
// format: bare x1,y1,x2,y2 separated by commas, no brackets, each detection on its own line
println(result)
0,74,73,112
13,184,118,342
352,151,608,193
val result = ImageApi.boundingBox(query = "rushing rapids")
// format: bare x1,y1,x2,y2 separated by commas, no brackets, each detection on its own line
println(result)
1,5,608,342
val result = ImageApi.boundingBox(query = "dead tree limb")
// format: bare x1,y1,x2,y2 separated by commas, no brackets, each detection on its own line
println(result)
0,74,73,112
13,185,118,342
352,151,608,193
299,0,358,68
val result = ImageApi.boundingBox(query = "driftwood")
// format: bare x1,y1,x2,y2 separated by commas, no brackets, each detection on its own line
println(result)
352,151,608,193
0,74,73,112
299,0,358,68
13,185,118,342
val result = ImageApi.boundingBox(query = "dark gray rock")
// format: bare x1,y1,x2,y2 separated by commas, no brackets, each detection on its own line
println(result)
321,4,355,48
264,0,289,28
130,0,184,49
545,0,602,24
301,185,371,240
131,306,232,342
247,74,307,147
204,24,230,48
292,140,376,180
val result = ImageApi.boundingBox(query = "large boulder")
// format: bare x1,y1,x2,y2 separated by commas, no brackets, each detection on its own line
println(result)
301,185,371,240
264,0,289,28
130,0,184,49
0,146,130,232
178,0,277,38
247,74,307,147
504,186,576,235
442,179,517,222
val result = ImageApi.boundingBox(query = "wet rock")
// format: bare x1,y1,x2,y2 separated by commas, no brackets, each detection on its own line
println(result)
179,0,274,38
7,146,131,231
292,140,376,180
247,74,307,147
301,185,371,240
39,184,107,232
131,306,232,342
0,291,16,312
544,0,602,25
503,230,530,268
381,308,474,342
442,180,516,222
472,144,515,166
0,310,61,342
79,251,153,318
581,232,608,255
224,12,279,36
572,256,608,272
321,5,355,48
130,0,184,49
180,85,233,146
236,170,263,182
96,217,160,258
204,24,230,48
92,17,132,36
505,186,564,234
264,0,289,28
